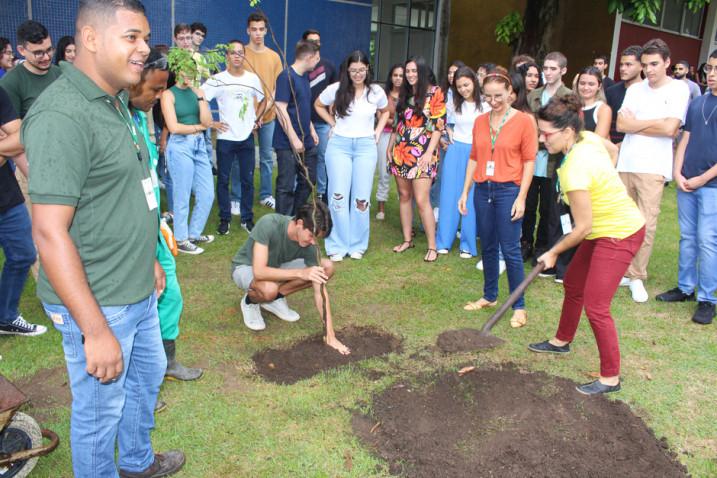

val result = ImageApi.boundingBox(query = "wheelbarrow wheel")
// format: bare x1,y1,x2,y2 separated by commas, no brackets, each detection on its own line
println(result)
0,412,41,478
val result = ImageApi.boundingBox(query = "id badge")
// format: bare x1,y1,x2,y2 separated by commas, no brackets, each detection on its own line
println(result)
486,161,495,177
560,213,573,235
142,177,158,211
150,169,159,189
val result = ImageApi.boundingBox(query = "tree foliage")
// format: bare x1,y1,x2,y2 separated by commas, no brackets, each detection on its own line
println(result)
495,11,524,45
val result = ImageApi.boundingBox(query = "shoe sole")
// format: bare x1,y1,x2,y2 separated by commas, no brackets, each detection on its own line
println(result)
575,384,621,395
0,329,48,336
165,371,204,381
527,345,569,354
177,249,203,255
260,305,300,322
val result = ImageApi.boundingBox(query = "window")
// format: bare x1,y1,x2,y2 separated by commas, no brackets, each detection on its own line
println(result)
370,0,437,81
625,0,704,38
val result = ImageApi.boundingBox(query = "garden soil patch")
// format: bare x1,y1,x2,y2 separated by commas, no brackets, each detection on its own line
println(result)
353,366,688,477
253,326,402,384
436,328,505,353
14,366,71,423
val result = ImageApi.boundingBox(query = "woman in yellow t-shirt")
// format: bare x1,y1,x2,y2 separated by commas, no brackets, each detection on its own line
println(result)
529,95,645,396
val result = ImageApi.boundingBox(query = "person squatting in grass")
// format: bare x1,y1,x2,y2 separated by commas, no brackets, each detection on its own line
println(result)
436,66,485,258
24,0,185,475
231,202,350,355
529,94,646,396
129,47,203,382
387,55,446,262
314,50,389,262
458,68,537,328
656,50,717,325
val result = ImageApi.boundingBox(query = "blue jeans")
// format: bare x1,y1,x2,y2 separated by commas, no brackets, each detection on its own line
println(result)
230,161,241,203
43,294,166,477
0,203,36,325
275,148,317,216
436,141,477,256
166,133,215,241
677,187,717,303
324,135,377,256
156,152,173,213
314,122,331,196
474,181,526,309
217,138,254,223
257,120,276,200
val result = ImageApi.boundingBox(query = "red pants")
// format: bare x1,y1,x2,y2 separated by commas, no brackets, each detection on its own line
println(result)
555,227,646,377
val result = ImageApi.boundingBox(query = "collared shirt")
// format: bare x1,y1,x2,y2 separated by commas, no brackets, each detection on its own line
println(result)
23,62,158,306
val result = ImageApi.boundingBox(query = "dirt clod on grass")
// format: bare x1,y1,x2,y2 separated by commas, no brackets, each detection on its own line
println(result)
14,366,71,423
253,326,402,384
353,365,688,478
436,328,505,353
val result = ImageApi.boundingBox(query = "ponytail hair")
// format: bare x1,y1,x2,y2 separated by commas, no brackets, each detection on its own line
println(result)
537,93,584,134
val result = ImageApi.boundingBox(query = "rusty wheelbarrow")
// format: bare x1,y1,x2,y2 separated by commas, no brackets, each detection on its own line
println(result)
0,374,59,478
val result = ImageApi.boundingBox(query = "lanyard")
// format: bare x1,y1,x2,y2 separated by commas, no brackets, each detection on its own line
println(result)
489,107,511,158
106,96,143,162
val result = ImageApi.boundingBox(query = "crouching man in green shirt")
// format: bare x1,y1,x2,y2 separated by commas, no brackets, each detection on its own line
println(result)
232,202,350,354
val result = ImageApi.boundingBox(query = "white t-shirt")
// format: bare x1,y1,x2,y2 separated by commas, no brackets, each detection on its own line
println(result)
201,70,264,142
617,78,689,179
318,82,388,138
452,101,490,144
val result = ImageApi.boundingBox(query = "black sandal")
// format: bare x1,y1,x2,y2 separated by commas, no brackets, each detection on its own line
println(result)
424,248,438,262
393,240,415,253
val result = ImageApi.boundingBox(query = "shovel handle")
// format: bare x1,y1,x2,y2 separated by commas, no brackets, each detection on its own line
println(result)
480,262,546,334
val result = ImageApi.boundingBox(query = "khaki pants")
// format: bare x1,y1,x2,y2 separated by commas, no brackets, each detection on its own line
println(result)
14,166,40,280
619,172,665,280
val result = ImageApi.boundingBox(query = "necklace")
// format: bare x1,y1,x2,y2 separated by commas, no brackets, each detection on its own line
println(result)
701,95,717,125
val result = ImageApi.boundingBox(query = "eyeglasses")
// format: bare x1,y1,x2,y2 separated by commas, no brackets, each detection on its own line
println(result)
538,128,564,140
703,64,717,74
27,46,54,60
175,35,192,42
144,55,168,71
348,68,367,75
2,50,12,56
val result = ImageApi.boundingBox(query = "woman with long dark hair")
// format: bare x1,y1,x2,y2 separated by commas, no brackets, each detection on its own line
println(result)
54,35,76,64
576,66,612,137
315,50,389,261
375,63,403,220
387,56,446,262
458,69,537,326
437,66,485,257
518,61,542,92
529,94,645,395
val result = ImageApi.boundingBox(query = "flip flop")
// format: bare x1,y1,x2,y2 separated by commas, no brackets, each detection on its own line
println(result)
424,248,438,262
463,298,498,311
393,240,415,253
510,309,528,328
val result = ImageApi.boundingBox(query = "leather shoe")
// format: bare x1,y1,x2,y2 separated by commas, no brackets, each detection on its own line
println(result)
528,340,570,354
119,451,185,478
656,287,695,302
692,301,715,325
576,380,621,395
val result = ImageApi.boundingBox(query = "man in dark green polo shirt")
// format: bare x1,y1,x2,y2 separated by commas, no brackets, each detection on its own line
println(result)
22,1,184,477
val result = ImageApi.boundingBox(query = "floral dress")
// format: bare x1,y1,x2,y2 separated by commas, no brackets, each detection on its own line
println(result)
389,85,446,179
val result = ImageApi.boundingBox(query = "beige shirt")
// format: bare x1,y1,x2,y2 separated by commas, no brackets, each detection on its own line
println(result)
244,47,283,122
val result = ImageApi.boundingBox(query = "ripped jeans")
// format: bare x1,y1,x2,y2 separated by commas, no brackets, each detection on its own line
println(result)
324,135,377,256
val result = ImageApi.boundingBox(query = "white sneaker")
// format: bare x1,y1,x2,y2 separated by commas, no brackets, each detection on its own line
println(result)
260,297,300,322
177,240,204,255
230,201,241,216
260,196,276,210
329,254,344,262
433,207,440,222
629,279,649,303
499,260,506,275
476,260,484,270
349,251,363,260
619,276,631,287
437,249,449,255
375,211,385,220
459,250,472,259
241,294,266,330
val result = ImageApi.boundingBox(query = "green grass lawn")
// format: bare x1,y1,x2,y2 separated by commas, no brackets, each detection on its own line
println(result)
1,180,716,477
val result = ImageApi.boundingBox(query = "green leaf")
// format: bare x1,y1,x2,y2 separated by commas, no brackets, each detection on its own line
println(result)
494,11,524,45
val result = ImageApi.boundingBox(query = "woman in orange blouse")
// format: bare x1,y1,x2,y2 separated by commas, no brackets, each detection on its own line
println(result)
387,56,446,262
458,69,537,327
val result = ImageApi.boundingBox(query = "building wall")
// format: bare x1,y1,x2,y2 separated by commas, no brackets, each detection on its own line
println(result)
0,0,371,70
618,22,703,71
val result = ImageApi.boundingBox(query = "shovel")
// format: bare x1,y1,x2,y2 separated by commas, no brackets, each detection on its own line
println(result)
474,262,547,347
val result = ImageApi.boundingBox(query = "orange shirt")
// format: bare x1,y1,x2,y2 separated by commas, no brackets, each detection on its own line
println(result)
244,47,283,123
469,110,537,185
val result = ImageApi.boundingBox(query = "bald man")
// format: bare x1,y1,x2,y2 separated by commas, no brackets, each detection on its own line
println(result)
22,0,184,476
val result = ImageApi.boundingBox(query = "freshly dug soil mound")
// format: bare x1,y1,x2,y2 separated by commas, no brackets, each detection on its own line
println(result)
353,366,687,477
253,326,402,384
436,328,505,353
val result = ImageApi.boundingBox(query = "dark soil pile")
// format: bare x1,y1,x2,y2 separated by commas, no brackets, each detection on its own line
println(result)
436,328,505,353
14,366,71,423
353,366,687,477
253,326,402,384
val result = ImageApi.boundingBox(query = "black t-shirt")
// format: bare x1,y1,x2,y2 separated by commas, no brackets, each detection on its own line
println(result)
308,59,337,124
0,86,22,213
605,81,627,144
602,76,615,91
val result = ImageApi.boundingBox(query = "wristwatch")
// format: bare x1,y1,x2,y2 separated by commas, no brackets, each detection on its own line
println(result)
197,97,205,102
